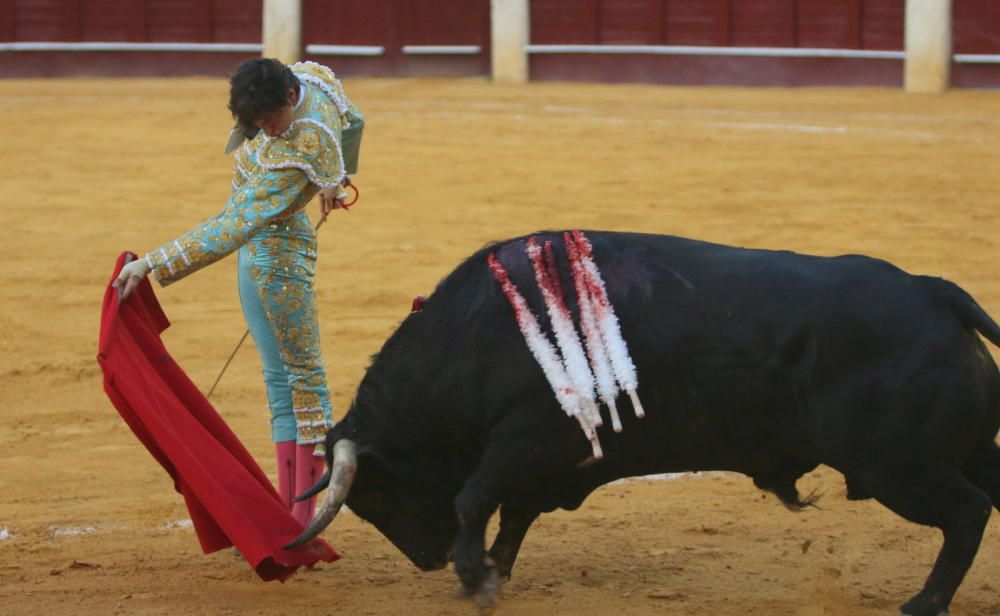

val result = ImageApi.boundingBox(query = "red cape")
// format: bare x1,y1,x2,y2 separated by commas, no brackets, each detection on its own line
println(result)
97,252,338,581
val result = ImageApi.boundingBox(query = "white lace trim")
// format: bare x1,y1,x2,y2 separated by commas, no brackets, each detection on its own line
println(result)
173,240,190,266
299,73,348,115
261,160,343,189
234,160,252,181
159,248,175,275
295,62,349,115
258,118,345,189
293,406,324,415
144,253,157,281
294,116,337,139
296,420,329,428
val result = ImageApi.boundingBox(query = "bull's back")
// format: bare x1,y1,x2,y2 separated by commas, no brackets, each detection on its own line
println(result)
407,231,999,472
587,232,999,468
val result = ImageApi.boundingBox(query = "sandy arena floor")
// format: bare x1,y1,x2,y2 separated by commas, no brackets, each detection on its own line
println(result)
1,76,998,615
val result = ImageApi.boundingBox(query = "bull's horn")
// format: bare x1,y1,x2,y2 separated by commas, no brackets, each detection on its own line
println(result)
283,439,358,550
292,467,331,503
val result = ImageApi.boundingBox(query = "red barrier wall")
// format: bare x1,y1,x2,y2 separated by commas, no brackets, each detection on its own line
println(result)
0,1,998,86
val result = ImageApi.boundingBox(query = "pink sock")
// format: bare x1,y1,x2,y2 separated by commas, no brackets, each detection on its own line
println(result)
292,444,325,525
274,441,297,509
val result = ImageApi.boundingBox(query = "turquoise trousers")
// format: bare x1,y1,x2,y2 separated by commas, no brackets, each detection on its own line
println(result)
236,224,333,447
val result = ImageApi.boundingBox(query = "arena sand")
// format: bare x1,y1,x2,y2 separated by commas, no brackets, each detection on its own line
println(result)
0,76,998,615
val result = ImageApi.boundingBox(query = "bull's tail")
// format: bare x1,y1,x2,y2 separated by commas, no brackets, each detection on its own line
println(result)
927,277,1000,348
957,299,1000,348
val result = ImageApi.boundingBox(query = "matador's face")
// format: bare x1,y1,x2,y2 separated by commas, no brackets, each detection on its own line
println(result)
254,87,298,138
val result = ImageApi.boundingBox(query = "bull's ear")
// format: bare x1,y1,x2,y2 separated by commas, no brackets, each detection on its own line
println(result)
357,442,389,467
349,442,394,491
324,419,360,457
320,431,336,465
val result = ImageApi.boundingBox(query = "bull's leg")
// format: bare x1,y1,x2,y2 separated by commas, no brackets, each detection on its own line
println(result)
453,441,543,607
488,503,540,580
453,477,501,607
962,441,1000,513
860,466,991,616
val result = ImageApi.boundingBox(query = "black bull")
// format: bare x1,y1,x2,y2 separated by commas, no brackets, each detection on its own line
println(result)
290,231,1000,615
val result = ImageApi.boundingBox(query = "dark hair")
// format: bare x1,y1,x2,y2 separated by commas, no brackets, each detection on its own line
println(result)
228,58,301,136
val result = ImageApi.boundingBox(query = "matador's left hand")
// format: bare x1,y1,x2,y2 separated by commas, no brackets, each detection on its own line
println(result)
113,258,151,302
318,185,346,216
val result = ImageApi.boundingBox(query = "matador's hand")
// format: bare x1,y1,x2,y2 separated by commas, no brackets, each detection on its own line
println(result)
113,258,151,302
318,185,346,216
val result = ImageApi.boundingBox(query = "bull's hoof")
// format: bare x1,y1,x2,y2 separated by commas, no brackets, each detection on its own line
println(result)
455,557,501,610
900,593,949,616
473,566,500,611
